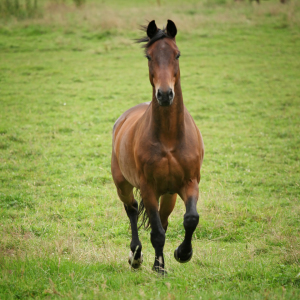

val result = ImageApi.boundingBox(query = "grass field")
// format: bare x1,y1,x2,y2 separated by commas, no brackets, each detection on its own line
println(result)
0,0,300,299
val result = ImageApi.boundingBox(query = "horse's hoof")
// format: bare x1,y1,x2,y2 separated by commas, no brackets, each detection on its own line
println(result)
174,247,193,263
128,251,143,269
152,265,168,276
152,256,167,275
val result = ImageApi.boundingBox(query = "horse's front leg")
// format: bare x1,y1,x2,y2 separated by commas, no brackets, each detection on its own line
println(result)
141,183,166,274
174,180,199,263
124,200,143,269
111,154,143,269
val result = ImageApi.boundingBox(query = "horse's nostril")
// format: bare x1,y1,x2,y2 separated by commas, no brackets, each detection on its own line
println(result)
157,88,174,104
157,89,162,100
168,89,174,100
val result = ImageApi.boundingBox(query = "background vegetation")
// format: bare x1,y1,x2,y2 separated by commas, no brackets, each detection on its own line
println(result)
0,0,299,299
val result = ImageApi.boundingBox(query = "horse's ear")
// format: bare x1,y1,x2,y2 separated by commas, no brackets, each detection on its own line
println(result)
166,20,177,38
147,20,158,39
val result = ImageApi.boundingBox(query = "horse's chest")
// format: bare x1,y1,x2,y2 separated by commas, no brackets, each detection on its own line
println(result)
156,154,182,177
143,151,186,192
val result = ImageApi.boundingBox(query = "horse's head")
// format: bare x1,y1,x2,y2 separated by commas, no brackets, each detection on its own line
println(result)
138,20,180,107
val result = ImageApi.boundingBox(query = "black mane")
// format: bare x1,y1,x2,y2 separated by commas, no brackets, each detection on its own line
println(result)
136,25,172,52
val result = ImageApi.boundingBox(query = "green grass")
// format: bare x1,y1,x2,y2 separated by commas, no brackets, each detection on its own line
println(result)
0,0,300,299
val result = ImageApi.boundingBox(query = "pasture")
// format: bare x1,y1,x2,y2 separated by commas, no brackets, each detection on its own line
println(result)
0,0,300,298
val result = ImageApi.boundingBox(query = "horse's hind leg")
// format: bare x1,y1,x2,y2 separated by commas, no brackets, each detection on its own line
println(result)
111,156,143,269
174,180,199,263
159,193,177,232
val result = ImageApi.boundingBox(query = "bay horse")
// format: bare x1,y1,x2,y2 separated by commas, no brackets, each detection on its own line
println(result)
111,20,204,274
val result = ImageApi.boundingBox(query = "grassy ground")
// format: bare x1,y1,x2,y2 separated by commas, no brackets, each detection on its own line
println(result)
0,0,300,299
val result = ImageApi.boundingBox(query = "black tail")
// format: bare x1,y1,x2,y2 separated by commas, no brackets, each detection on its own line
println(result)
134,188,150,229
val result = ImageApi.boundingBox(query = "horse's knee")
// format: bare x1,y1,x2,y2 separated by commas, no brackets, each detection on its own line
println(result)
183,212,199,231
124,201,138,216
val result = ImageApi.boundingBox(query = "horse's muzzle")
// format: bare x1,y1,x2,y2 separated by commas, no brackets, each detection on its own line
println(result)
156,88,174,106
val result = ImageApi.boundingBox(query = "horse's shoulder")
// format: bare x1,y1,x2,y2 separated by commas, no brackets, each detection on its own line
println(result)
113,102,150,134
183,108,204,159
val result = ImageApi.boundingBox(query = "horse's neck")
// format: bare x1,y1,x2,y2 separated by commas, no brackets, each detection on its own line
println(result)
151,82,185,145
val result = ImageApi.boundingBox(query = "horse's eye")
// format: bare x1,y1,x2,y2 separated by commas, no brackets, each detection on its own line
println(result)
146,55,151,61
176,53,181,60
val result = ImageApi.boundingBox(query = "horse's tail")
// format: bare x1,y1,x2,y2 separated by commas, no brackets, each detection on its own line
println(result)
134,188,150,229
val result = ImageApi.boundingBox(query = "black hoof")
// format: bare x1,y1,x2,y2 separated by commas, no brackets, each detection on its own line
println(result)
174,247,193,263
152,255,167,275
152,265,167,275
129,260,141,269
128,251,143,269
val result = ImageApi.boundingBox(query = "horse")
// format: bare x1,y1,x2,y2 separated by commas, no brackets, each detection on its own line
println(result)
111,20,204,274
